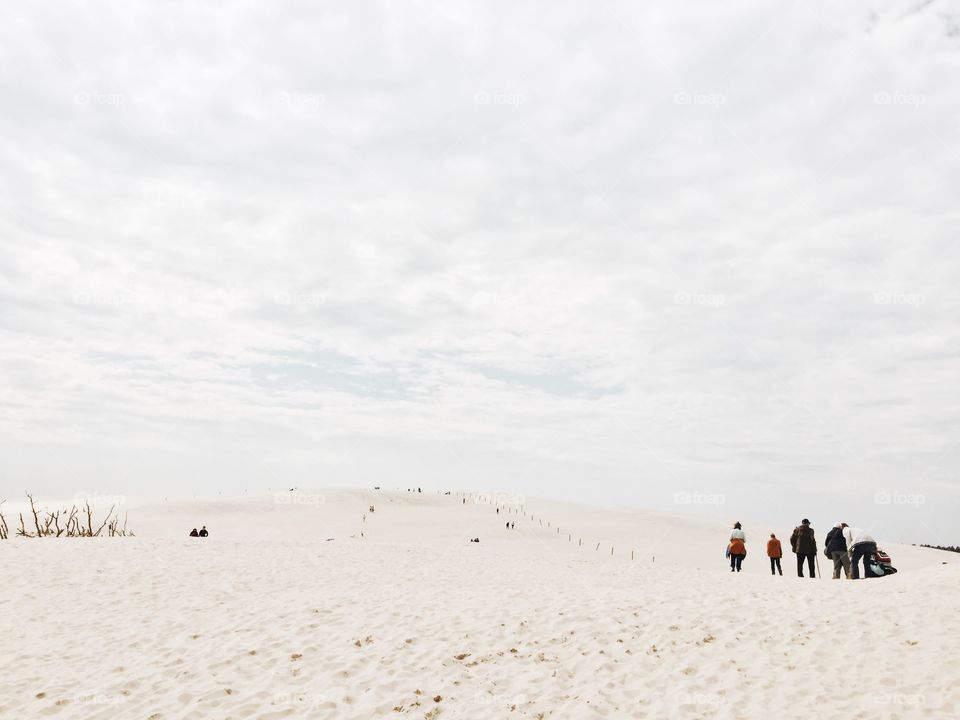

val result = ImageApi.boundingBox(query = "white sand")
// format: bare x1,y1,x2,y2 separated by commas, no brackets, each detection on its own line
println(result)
0,489,956,719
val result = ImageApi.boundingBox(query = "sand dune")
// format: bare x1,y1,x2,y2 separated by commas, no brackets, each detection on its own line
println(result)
1,489,956,719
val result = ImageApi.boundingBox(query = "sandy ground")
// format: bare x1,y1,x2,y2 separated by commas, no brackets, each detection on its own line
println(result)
0,489,957,719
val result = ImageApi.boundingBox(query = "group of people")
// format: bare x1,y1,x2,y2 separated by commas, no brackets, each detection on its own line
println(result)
188,526,209,537
727,520,879,579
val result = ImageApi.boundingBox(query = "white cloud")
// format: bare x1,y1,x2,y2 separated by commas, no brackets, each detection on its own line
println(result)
1,0,958,542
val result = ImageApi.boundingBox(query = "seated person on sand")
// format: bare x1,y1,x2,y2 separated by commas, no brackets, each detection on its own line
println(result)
198,526,208,537
189,528,199,537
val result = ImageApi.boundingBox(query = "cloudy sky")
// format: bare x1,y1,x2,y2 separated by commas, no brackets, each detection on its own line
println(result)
1,0,958,542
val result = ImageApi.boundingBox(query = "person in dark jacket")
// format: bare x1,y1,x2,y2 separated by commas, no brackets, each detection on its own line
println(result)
198,525,208,538
824,522,850,579
189,528,199,537
790,519,817,578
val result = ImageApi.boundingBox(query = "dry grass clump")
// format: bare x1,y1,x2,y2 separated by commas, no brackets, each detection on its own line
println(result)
0,494,133,539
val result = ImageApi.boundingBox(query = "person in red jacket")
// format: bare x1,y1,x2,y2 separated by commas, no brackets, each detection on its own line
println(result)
728,537,746,572
767,533,783,575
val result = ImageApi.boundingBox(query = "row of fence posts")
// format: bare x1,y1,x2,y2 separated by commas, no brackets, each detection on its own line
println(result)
498,502,648,562
448,490,652,563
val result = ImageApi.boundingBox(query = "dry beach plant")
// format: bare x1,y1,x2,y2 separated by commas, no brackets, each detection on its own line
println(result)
2,494,133,538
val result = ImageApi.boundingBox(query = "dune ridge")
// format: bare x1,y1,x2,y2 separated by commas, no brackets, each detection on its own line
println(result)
0,489,956,719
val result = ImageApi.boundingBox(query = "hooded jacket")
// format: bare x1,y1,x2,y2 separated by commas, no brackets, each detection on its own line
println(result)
767,537,782,558
729,538,746,556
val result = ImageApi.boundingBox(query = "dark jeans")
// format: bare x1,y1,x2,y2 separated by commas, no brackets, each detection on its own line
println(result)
769,557,782,575
796,553,815,577
730,553,744,572
850,541,877,579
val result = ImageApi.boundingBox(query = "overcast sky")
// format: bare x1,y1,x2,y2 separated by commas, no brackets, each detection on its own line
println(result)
1,0,958,543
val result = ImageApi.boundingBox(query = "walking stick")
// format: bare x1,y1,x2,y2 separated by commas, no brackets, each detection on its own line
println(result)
815,553,821,579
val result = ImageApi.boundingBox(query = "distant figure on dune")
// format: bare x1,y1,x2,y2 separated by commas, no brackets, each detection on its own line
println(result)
198,526,209,538
496,507,499,515
790,519,817,578
825,522,851,579
845,525,877,580
189,528,199,537
728,536,746,572
510,522,514,529
767,533,783,575
730,521,746,542
505,521,509,529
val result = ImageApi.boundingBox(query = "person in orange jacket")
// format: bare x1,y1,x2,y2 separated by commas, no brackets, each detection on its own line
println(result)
767,533,783,575
728,537,746,572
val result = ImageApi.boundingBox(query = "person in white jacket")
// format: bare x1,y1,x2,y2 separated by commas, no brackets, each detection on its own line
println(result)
730,522,746,542
845,526,877,579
